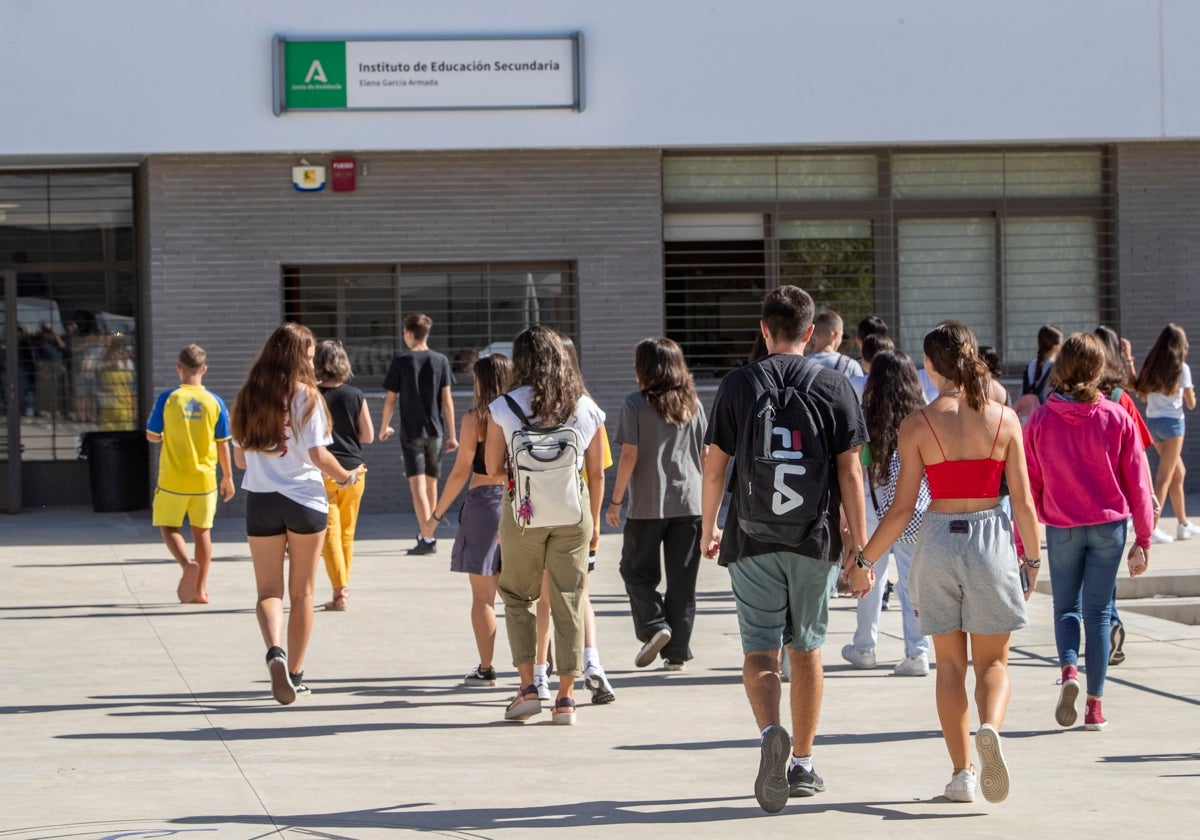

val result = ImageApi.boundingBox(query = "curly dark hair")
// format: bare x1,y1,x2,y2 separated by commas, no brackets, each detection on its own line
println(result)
863,350,925,484
511,324,583,425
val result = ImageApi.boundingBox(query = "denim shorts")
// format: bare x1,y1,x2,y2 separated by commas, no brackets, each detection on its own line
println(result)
1146,415,1185,443
728,551,837,654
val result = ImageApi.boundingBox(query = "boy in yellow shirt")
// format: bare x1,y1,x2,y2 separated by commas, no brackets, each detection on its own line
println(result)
146,345,235,603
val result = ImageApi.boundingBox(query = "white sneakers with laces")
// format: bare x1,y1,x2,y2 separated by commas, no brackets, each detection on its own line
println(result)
1176,521,1200,540
944,767,977,802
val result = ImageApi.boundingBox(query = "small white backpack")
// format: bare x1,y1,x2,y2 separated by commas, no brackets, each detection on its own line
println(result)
502,394,584,530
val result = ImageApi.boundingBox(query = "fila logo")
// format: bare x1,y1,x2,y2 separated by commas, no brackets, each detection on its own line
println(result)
305,60,328,83
771,426,804,460
772,464,807,514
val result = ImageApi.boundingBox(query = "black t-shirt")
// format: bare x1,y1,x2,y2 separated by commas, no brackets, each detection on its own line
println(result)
705,353,868,565
381,350,456,441
319,384,366,470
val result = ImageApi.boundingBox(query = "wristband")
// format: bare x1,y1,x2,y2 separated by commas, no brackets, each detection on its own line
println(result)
610,498,623,506
1020,556,1042,568
432,511,443,522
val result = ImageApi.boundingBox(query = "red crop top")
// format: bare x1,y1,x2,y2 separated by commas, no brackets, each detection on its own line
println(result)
920,409,1006,499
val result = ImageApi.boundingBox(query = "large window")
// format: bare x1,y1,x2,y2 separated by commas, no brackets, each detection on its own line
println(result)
1,171,138,462
283,262,578,385
664,150,1112,378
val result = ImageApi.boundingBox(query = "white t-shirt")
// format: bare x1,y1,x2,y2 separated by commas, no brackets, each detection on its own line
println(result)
235,388,333,512
1145,362,1193,419
489,385,605,470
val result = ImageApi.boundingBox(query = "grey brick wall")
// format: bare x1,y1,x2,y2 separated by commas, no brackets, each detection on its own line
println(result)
143,150,664,516
1116,142,1200,487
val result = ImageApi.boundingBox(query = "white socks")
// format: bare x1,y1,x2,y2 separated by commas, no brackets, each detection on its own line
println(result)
534,662,549,679
789,754,813,773
584,647,601,671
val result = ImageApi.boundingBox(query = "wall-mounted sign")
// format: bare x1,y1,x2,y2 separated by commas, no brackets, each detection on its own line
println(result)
331,158,356,192
292,166,326,191
274,34,583,114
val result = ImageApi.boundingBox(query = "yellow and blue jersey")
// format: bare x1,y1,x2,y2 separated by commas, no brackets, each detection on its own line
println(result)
147,384,231,494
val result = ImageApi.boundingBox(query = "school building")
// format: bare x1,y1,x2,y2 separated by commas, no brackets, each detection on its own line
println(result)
2,0,1198,513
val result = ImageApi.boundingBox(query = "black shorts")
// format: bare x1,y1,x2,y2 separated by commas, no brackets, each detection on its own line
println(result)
401,436,444,478
245,491,328,537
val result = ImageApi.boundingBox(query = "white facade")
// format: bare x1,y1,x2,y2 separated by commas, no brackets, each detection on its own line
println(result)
2,0,1198,160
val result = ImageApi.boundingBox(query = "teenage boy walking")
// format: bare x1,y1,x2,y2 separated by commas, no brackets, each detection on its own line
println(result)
146,344,235,603
380,314,457,554
701,286,871,814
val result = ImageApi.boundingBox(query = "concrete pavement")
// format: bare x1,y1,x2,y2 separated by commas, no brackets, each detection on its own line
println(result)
1,507,1197,839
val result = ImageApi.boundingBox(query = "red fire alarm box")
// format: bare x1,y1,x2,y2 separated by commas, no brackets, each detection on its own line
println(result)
331,158,356,192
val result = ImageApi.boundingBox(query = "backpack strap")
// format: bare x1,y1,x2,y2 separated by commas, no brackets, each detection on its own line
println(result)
834,354,851,374
1032,362,1053,403
503,394,530,427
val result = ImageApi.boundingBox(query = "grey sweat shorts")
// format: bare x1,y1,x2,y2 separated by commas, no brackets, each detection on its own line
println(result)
909,506,1029,637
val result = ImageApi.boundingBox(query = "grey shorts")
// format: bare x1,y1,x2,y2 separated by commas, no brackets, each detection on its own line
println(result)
910,506,1028,636
450,484,503,576
401,436,444,478
728,551,838,654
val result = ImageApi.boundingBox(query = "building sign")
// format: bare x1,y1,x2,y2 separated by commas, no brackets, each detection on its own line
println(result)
331,158,356,192
274,34,583,114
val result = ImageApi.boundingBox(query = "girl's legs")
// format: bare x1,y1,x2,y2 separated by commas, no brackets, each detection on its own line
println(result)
1168,451,1189,528
468,572,499,669
931,631,971,772
969,632,1013,730
1152,435,1184,528
322,481,348,603
249,534,289,652
284,529,325,673
1078,523,1126,699
660,516,702,662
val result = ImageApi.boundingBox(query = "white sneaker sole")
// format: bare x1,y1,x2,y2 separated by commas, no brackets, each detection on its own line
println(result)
1056,679,1080,727
976,724,1010,803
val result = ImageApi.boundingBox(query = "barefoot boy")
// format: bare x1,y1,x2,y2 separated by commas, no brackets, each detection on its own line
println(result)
146,344,235,602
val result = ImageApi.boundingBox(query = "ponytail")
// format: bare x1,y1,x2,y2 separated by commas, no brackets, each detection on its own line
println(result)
924,320,989,412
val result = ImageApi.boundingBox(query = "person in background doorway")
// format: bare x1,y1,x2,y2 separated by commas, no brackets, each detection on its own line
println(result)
806,309,864,377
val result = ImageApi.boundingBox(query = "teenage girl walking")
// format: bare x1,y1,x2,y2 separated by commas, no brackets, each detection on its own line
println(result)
606,337,707,671
233,323,364,704
315,340,374,612
423,354,513,687
1133,324,1197,543
860,320,1039,805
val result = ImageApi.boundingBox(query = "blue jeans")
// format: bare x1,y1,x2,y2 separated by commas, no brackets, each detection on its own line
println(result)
853,488,929,659
1047,521,1126,697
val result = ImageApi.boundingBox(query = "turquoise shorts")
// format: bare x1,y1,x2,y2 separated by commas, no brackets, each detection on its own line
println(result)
728,551,838,654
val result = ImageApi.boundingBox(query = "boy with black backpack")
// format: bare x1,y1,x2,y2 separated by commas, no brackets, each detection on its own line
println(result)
700,285,870,814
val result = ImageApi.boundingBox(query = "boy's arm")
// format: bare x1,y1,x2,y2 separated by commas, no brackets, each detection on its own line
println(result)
440,385,458,451
379,391,397,441
146,430,163,443
217,440,235,501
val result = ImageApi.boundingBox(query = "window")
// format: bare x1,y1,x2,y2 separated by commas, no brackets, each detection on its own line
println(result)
663,150,1112,377
1,171,139,461
283,262,578,386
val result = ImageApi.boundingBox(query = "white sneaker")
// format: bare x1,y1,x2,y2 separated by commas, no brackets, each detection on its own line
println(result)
894,655,930,676
944,767,977,802
533,672,551,701
1177,522,1200,540
841,644,876,670
1151,527,1175,544
976,723,1010,803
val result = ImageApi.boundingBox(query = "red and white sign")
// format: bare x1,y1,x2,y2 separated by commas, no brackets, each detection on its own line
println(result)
331,158,356,192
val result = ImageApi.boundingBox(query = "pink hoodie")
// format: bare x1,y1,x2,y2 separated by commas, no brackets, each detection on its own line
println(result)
1023,394,1154,549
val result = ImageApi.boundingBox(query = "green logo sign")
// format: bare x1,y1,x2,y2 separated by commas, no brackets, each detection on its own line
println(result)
284,41,347,109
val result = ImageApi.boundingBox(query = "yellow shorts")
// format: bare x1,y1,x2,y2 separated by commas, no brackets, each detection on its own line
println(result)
152,488,218,530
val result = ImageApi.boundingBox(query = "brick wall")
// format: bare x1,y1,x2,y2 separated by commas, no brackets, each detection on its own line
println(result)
1116,142,1200,486
143,150,664,515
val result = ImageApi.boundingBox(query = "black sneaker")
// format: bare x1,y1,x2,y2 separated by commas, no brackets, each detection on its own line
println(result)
881,581,894,610
463,665,497,687
406,539,437,556
289,671,311,697
787,763,826,797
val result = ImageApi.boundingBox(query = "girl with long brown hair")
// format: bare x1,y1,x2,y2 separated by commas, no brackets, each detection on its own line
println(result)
860,320,1039,805
232,323,364,705
1133,323,1196,542
606,337,707,670
422,353,513,688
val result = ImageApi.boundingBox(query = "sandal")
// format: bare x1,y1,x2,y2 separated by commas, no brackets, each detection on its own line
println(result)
323,594,348,611
504,684,543,722
552,697,577,726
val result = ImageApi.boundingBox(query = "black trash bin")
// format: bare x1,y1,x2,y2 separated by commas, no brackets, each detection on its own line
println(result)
80,431,150,513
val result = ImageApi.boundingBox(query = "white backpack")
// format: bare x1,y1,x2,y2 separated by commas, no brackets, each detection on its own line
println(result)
502,394,584,530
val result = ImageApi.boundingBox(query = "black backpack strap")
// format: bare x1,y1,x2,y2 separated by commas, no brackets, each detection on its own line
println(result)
834,354,851,374
503,394,530,427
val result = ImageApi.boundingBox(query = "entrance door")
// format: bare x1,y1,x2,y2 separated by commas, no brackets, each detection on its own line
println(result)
2,268,19,512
